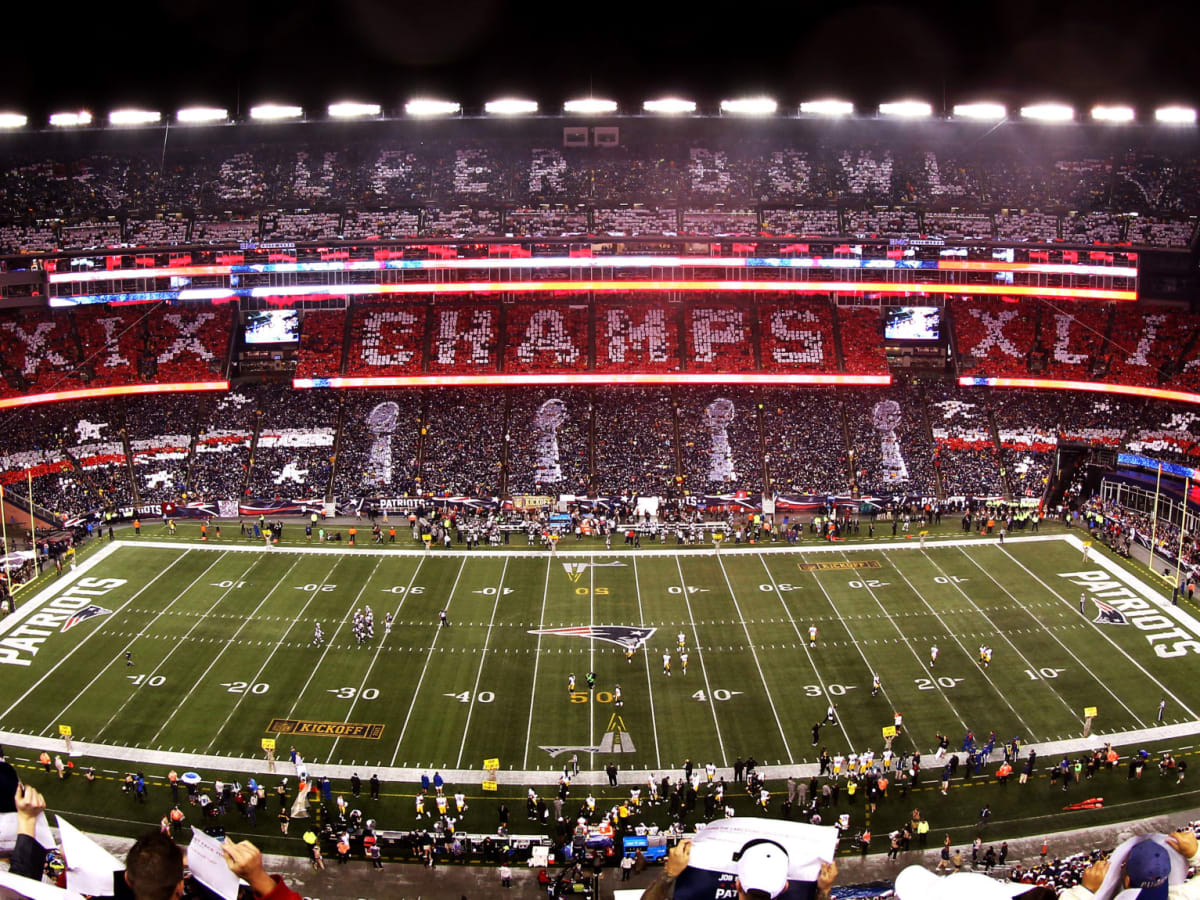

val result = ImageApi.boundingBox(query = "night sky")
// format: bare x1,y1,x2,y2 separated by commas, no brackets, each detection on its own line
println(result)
0,0,1196,118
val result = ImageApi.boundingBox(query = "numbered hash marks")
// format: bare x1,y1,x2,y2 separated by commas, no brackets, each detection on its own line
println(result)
5,535,1200,772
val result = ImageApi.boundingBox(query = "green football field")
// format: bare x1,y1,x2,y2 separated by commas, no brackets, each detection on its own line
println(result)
5,526,1200,855
4,529,1199,770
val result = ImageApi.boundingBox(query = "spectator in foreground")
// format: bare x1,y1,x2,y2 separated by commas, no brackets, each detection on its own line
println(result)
639,838,838,900
8,780,48,880
1060,831,1200,899
124,832,303,900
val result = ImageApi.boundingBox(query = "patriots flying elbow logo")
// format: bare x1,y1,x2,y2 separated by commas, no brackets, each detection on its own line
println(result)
61,605,113,632
529,625,656,650
1092,599,1129,626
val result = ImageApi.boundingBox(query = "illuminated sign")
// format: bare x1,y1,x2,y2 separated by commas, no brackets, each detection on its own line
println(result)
1117,453,1200,481
54,280,1138,307
0,381,229,410
294,373,893,389
47,255,1139,284
959,376,1200,406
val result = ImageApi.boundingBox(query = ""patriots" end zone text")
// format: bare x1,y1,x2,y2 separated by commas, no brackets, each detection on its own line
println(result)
0,578,126,667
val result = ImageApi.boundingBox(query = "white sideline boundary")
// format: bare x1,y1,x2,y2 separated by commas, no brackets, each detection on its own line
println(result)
2,721,1199,789
5,531,1200,786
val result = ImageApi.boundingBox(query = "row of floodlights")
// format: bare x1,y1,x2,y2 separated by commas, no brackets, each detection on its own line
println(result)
0,99,1196,129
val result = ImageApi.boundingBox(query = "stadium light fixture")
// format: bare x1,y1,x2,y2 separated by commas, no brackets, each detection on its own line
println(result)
328,101,382,119
564,98,617,114
720,97,777,115
1156,105,1197,124
0,113,27,129
1020,103,1074,121
799,99,854,116
249,104,303,121
642,98,696,114
953,102,1006,120
1091,104,1135,122
176,107,228,123
108,109,162,126
405,98,462,117
485,98,538,115
879,100,932,118
49,110,92,127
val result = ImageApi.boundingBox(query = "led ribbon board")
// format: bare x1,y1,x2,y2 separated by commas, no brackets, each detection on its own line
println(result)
294,373,893,389
53,281,1138,307
48,255,1139,284
0,381,229,410
959,376,1200,407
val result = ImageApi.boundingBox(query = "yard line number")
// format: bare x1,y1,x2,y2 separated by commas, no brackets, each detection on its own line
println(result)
445,691,495,703
329,687,380,699
222,681,270,694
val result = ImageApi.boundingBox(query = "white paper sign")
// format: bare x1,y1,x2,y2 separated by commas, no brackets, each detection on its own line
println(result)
55,816,122,898
0,869,86,900
186,827,239,900
686,817,837,883
0,811,55,855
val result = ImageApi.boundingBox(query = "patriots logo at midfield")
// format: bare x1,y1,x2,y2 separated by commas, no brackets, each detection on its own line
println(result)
1092,599,1129,626
529,625,656,650
60,605,113,632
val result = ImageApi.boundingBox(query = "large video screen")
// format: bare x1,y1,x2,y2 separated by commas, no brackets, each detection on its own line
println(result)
884,306,941,341
244,310,299,344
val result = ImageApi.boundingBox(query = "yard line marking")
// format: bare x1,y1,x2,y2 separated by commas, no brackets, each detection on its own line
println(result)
521,556,553,770
715,555,793,761
632,557,662,770
756,555,854,750
797,551,941,750
673,556,728,766
2,549,192,726
91,556,261,740
869,550,1037,740
282,559,358,718
588,557,596,768
159,556,303,748
998,542,1199,720
955,547,1147,728
390,557,468,766
456,558,509,767
327,555,412,760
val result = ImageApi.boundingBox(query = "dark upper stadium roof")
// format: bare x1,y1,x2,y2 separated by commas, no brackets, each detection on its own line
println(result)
0,0,1197,121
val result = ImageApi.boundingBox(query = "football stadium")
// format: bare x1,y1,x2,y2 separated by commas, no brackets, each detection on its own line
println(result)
2,17,1200,900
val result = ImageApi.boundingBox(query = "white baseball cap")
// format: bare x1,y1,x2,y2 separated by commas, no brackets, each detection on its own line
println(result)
735,840,790,898
894,866,1030,899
